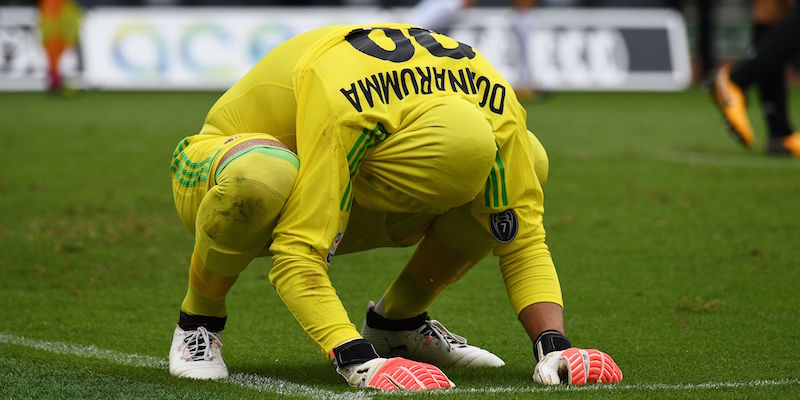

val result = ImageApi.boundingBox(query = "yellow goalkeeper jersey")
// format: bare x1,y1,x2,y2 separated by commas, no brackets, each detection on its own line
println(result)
199,24,561,354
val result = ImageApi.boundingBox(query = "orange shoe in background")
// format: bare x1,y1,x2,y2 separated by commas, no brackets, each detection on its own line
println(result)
768,132,800,157
712,65,756,148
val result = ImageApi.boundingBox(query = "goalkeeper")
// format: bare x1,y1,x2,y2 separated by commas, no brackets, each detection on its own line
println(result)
168,24,622,390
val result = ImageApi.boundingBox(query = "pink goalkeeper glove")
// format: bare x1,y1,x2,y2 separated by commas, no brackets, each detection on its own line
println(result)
338,357,454,390
533,347,622,385
331,338,454,391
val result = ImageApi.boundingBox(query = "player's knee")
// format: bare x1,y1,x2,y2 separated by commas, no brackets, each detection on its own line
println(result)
198,149,298,251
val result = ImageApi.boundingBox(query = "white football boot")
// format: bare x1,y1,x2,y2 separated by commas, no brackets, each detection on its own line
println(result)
360,301,504,368
169,325,229,380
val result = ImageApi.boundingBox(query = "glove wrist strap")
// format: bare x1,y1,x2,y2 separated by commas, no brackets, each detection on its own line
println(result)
533,330,571,362
331,339,380,367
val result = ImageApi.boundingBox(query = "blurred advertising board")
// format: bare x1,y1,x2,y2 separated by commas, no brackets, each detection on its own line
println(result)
451,8,691,91
1,6,690,91
81,7,392,90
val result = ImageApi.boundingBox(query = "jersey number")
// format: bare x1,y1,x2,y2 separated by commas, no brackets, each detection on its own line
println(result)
345,27,476,63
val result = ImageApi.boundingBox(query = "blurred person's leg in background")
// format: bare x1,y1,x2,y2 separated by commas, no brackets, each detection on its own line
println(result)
511,0,538,99
666,0,715,81
735,0,800,154
38,0,82,93
405,0,476,34
696,0,714,80
714,0,800,156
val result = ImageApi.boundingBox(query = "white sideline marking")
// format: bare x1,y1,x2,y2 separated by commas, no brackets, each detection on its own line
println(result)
394,378,800,396
0,332,369,400
2,332,798,397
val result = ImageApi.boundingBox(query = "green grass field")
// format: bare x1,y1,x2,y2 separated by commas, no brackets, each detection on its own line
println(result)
1,88,799,399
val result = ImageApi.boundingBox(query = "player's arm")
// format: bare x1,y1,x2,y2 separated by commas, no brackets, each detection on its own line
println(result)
494,212,622,385
487,128,621,385
266,66,360,355
268,239,453,391
268,65,453,391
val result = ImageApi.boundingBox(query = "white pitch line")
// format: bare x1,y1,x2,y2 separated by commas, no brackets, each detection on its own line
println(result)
383,378,800,396
2,332,798,397
0,332,369,400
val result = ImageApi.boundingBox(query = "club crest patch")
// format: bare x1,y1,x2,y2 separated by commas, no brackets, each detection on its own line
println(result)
489,209,518,243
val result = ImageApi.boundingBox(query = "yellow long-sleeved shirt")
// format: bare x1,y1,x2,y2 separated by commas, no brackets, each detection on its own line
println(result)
199,24,561,353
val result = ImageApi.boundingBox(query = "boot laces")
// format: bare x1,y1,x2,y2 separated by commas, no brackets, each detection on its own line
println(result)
182,326,222,361
420,320,467,351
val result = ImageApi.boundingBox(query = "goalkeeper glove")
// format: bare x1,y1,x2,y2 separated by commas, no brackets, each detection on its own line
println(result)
531,330,622,385
331,339,454,391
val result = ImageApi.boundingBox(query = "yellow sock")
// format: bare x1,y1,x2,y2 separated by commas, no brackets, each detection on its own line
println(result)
180,250,238,317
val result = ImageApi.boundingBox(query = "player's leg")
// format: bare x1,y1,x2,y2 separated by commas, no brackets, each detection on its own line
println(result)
360,207,504,367
38,0,81,92
335,204,436,255
337,204,504,367
731,0,800,87
353,95,501,367
718,1,800,153
405,0,473,34
39,0,67,92
511,0,537,99
744,2,800,156
749,22,796,154
362,127,551,368
169,134,298,379
42,38,67,92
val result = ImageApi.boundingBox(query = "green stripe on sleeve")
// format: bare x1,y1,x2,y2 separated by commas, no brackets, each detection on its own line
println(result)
489,168,499,208
340,181,352,210
341,123,391,211
484,178,492,207
347,131,369,162
345,189,354,211
495,153,508,206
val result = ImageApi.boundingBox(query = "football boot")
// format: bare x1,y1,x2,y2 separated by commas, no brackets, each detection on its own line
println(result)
361,301,504,368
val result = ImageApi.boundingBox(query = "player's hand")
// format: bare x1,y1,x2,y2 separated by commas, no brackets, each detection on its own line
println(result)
533,347,622,385
331,338,453,391
337,357,454,391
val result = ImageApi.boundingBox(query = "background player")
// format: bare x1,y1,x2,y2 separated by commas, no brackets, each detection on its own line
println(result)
168,24,622,390
37,0,82,93
405,0,477,35
712,0,800,156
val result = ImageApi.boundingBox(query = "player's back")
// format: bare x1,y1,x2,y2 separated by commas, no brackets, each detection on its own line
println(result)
297,24,525,147
198,26,341,150
200,24,525,153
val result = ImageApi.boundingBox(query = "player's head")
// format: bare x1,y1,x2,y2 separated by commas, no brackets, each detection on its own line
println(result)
356,96,496,214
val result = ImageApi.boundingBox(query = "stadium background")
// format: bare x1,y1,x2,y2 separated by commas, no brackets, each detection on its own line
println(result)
3,0,798,92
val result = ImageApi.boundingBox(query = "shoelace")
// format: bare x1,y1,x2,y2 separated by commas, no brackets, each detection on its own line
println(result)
182,327,222,361
420,320,468,351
